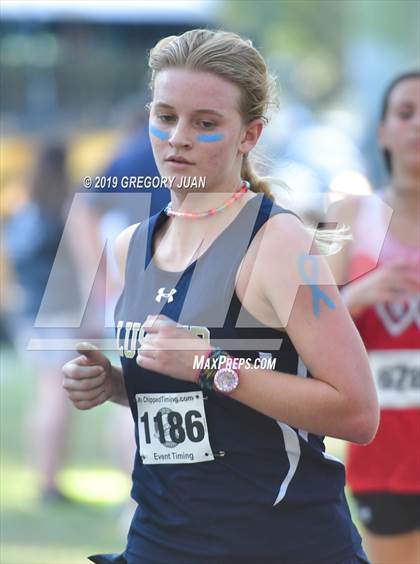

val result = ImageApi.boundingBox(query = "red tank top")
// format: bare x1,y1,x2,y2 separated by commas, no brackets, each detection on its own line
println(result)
346,193,420,493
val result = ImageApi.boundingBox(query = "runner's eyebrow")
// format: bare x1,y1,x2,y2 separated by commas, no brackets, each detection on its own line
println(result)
153,102,224,118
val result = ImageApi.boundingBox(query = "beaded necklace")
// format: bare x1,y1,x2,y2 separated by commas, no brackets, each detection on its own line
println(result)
164,180,250,219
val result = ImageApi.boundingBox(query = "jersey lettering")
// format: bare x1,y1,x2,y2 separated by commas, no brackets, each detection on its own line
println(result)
116,319,210,358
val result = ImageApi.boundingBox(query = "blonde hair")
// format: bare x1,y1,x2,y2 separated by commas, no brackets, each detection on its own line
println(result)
148,29,277,200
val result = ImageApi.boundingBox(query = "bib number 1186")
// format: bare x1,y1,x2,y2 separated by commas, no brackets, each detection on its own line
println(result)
140,410,205,445
136,392,214,464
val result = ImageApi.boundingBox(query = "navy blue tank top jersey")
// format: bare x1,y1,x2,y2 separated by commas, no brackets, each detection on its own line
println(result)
114,194,364,564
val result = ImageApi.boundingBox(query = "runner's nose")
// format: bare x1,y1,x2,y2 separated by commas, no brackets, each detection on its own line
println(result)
168,121,193,149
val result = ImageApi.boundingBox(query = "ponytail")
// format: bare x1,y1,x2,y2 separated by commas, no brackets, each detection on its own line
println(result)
241,153,274,201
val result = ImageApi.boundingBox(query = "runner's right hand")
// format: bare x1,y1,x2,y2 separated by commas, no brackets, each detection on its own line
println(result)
62,342,114,410
342,260,420,313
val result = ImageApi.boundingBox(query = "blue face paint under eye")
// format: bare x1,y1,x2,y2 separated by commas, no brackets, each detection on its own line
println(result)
196,132,225,143
150,124,170,141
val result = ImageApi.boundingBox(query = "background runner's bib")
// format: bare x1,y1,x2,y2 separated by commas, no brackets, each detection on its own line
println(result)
369,350,420,409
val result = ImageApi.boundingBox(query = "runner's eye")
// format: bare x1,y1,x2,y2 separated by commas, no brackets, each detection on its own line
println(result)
158,115,176,123
396,107,413,120
198,121,215,129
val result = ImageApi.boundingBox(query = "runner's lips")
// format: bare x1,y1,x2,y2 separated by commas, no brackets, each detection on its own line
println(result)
165,156,195,164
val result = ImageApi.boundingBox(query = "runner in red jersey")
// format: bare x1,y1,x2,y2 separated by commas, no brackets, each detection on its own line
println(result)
328,72,420,564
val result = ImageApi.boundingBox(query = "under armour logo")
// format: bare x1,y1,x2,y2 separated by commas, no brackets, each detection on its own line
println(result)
155,287,177,303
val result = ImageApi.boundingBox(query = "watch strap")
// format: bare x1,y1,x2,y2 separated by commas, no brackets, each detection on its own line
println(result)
197,347,225,393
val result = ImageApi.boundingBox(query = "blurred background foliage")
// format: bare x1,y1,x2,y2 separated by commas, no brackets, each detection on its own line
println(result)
223,0,418,109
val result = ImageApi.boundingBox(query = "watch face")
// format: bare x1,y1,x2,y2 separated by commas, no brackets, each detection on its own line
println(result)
214,367,239,394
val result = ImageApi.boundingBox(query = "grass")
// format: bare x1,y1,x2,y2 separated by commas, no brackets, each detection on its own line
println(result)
0,345,358,564
1,346,131,564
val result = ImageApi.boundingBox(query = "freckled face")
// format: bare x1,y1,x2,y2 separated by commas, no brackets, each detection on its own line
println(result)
380,78,420,173
149,68,246,190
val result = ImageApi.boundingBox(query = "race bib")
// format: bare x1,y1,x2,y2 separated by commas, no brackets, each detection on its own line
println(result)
369,350,420,408
136,391,215,464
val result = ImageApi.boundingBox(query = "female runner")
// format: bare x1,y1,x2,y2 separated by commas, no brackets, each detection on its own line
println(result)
63,29,378,564
328,72,420,564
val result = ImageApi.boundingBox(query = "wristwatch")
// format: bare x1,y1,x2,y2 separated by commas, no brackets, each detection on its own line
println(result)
197,347,240,395
213,366,239,394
